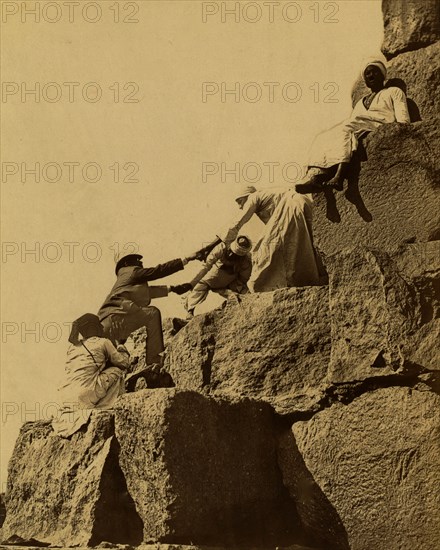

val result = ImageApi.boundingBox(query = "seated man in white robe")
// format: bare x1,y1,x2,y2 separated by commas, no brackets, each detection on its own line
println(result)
52,313,130,437
296,59,410,193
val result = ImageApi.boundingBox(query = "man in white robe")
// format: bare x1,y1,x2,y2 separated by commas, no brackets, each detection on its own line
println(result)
217,186,322,292
296,59,410,193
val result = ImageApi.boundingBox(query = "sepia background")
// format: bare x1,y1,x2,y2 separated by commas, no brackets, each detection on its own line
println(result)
0,0,383,487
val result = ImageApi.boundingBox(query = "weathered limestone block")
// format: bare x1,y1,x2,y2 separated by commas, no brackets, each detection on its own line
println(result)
278,387,440,550
393,241,440,373
381,0,440,59
313,121,440,256
392,241,440,322
386,41,440,121
401,318,440,374
1,412,142,547
327,247,419,382
164,287,331,414
115,389,304,548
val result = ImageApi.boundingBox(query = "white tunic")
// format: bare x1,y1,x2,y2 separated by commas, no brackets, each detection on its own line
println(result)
307,87,410,169
218,188,321,291
52,337,129,437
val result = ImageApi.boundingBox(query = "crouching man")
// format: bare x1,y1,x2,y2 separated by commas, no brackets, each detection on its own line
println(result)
98,252,195,368
184,235,252,318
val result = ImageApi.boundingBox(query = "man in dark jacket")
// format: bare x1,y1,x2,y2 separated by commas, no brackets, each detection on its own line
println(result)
98,252,195,366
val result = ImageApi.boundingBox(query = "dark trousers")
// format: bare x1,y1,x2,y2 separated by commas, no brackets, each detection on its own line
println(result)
101,305,164,365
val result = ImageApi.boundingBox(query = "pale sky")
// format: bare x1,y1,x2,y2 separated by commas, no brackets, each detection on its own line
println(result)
0,0,384,486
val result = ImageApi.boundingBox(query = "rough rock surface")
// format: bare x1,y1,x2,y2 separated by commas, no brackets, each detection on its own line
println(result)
278,387,440,550
115,389,307,548
0,494,5,528
3,239,438,548
327,245,427,383
158,243,439,412
164,286,331,414
312,120,440,257
386,41,440,121
1,413,142,547
381,0,440,59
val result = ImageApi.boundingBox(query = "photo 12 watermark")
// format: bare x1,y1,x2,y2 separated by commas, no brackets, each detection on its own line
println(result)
2,82,141,103
1,1,140,24
201,1,340,24
1,400,98,424
202,161,306,184
202,81,339,103
1,241,140,264
2,321,74,344
2,162,140,184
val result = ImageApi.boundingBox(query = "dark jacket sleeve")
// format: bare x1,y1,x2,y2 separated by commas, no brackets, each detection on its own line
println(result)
129,258,184,283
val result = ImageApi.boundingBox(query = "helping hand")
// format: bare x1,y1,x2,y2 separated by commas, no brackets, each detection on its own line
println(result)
169,283,193,295
186,250,208,262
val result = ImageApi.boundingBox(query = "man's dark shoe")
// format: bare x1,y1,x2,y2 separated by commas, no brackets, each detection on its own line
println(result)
125,364,174,392
295,182,324,194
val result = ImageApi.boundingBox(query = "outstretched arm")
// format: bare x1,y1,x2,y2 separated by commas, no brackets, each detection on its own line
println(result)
193,238,222,261
190,244,226,287
129,254,202,284
217,197,258,244
129,258,185,283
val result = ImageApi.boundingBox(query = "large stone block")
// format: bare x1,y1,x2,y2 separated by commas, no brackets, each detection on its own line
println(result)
392,241,440,322
313,120,440,256
381,0,440,59
386,41,440,122
278,387,440,550
393,241,440,373
164,287,331,414
327,247,416,382
115,389,305,547
327,244,439,383
1,412,142,547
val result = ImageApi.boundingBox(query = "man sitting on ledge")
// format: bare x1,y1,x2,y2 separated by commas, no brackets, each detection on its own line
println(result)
296,58,411,194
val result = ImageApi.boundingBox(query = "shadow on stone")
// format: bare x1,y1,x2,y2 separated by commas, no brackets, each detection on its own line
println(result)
344,141,373,222
323,187,341,224
116,390,315,548
322,139,373,224
163,393,310,548
91,438,144,547
277,427,350,550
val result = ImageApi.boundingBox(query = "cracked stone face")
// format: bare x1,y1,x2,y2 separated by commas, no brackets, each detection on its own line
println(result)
279,387,440,550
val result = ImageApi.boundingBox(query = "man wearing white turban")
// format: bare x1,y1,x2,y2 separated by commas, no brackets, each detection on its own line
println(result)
184,235,253,317
296,59,411,193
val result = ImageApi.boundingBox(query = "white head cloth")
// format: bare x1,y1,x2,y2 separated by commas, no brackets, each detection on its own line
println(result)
230,235,252,256
361,59,387,79
234,185,257,201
